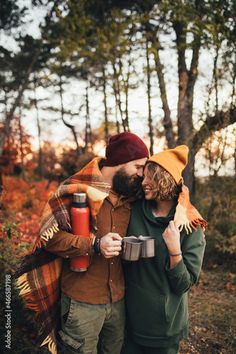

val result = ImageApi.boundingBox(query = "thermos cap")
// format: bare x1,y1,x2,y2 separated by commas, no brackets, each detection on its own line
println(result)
73,193,87,204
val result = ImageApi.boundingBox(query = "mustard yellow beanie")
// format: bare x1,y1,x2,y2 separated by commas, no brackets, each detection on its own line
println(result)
148,145,189,184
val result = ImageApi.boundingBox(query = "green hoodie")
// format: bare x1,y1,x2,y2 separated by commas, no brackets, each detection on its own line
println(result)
124,199,206,347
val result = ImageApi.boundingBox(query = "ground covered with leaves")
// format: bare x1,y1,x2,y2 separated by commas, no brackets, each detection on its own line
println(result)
1,267,234,354
180,268,236,354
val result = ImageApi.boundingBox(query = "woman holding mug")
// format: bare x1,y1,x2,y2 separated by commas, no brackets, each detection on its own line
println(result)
122,145,207,354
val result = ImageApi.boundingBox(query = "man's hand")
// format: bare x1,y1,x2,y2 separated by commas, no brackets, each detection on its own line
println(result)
100,233,122,258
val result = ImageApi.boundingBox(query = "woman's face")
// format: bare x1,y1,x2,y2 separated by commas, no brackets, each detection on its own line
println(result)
142,165,156,200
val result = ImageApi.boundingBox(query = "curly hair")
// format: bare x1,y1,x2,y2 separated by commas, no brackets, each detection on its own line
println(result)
145,162,182,201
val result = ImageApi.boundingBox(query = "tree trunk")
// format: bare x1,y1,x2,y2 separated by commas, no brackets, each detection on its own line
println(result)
4,89,8,115
34,78,43,178
115,103,120,134
183,149,195,195
234,130,236,177
118,59,129,132
0,90,8,196
124,55,131,132
146,38,154,155
59,75,81,156
85,84,92,151
213,46,219,113
18,104,26,180
175,24,192,144
124,74,130,132
112,62,123,132
151,36,175,148
0,170,3,206
102,66,109,142
174,22,200,193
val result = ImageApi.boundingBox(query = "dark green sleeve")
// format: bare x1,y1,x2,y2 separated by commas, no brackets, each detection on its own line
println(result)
165,227,206,295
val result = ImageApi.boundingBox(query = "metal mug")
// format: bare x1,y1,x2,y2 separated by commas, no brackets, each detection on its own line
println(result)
122,236,142,261
139,236,155,258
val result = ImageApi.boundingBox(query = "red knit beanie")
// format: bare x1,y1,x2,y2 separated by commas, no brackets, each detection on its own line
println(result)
105,132,149,166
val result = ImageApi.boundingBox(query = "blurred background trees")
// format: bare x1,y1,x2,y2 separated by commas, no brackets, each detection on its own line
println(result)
0,0,235,260
0,0,235,187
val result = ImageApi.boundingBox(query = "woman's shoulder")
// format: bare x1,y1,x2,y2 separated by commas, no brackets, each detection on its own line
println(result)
190,226,205,236
182,226,206,244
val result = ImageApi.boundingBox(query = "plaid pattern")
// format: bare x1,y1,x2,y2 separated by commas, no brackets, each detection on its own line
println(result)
15,157,110,354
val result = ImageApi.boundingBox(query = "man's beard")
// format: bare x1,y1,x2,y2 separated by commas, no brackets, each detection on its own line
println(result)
112,168,143,198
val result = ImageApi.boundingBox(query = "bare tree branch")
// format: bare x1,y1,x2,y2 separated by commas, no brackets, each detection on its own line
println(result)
59,74,82,156
191,107,236,155
188,36,201,94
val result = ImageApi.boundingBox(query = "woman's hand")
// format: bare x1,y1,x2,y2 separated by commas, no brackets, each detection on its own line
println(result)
163,221,182,268
162,220,181,255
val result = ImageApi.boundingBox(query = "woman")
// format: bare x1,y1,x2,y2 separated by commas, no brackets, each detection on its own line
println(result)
122,145,207,354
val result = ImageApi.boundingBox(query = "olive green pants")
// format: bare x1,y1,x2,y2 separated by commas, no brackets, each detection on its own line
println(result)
121,335,180,354
58,293,125,354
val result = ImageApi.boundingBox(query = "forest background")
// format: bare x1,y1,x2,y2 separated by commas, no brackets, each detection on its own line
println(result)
0,0,235,353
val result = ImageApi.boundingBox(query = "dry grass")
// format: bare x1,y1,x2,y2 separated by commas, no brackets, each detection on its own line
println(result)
180,268,236,354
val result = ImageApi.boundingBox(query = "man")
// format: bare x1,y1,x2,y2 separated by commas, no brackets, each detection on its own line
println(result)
16,132,148,354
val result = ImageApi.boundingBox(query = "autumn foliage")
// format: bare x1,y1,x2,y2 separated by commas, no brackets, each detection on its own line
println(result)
0,176,58,265
0,116,34,175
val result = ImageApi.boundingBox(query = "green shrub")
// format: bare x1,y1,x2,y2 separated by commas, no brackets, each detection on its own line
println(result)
0,224,45,353
195,176,236,268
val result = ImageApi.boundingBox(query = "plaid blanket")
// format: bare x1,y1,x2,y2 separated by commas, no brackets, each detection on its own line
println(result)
15,157,110,354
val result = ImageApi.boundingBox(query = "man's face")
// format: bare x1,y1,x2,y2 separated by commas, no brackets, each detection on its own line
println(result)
112,158,147,197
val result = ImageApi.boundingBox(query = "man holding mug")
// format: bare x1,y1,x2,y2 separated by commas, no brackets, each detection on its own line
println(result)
16,132,149,354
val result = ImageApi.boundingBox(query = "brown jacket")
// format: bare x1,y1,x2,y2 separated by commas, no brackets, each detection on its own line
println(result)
44,191,131,304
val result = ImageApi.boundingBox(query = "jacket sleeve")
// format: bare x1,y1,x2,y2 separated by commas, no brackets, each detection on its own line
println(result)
165,227,206,295
43,230,94,259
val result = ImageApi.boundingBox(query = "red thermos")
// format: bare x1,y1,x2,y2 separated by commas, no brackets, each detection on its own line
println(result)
70,192,90,272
